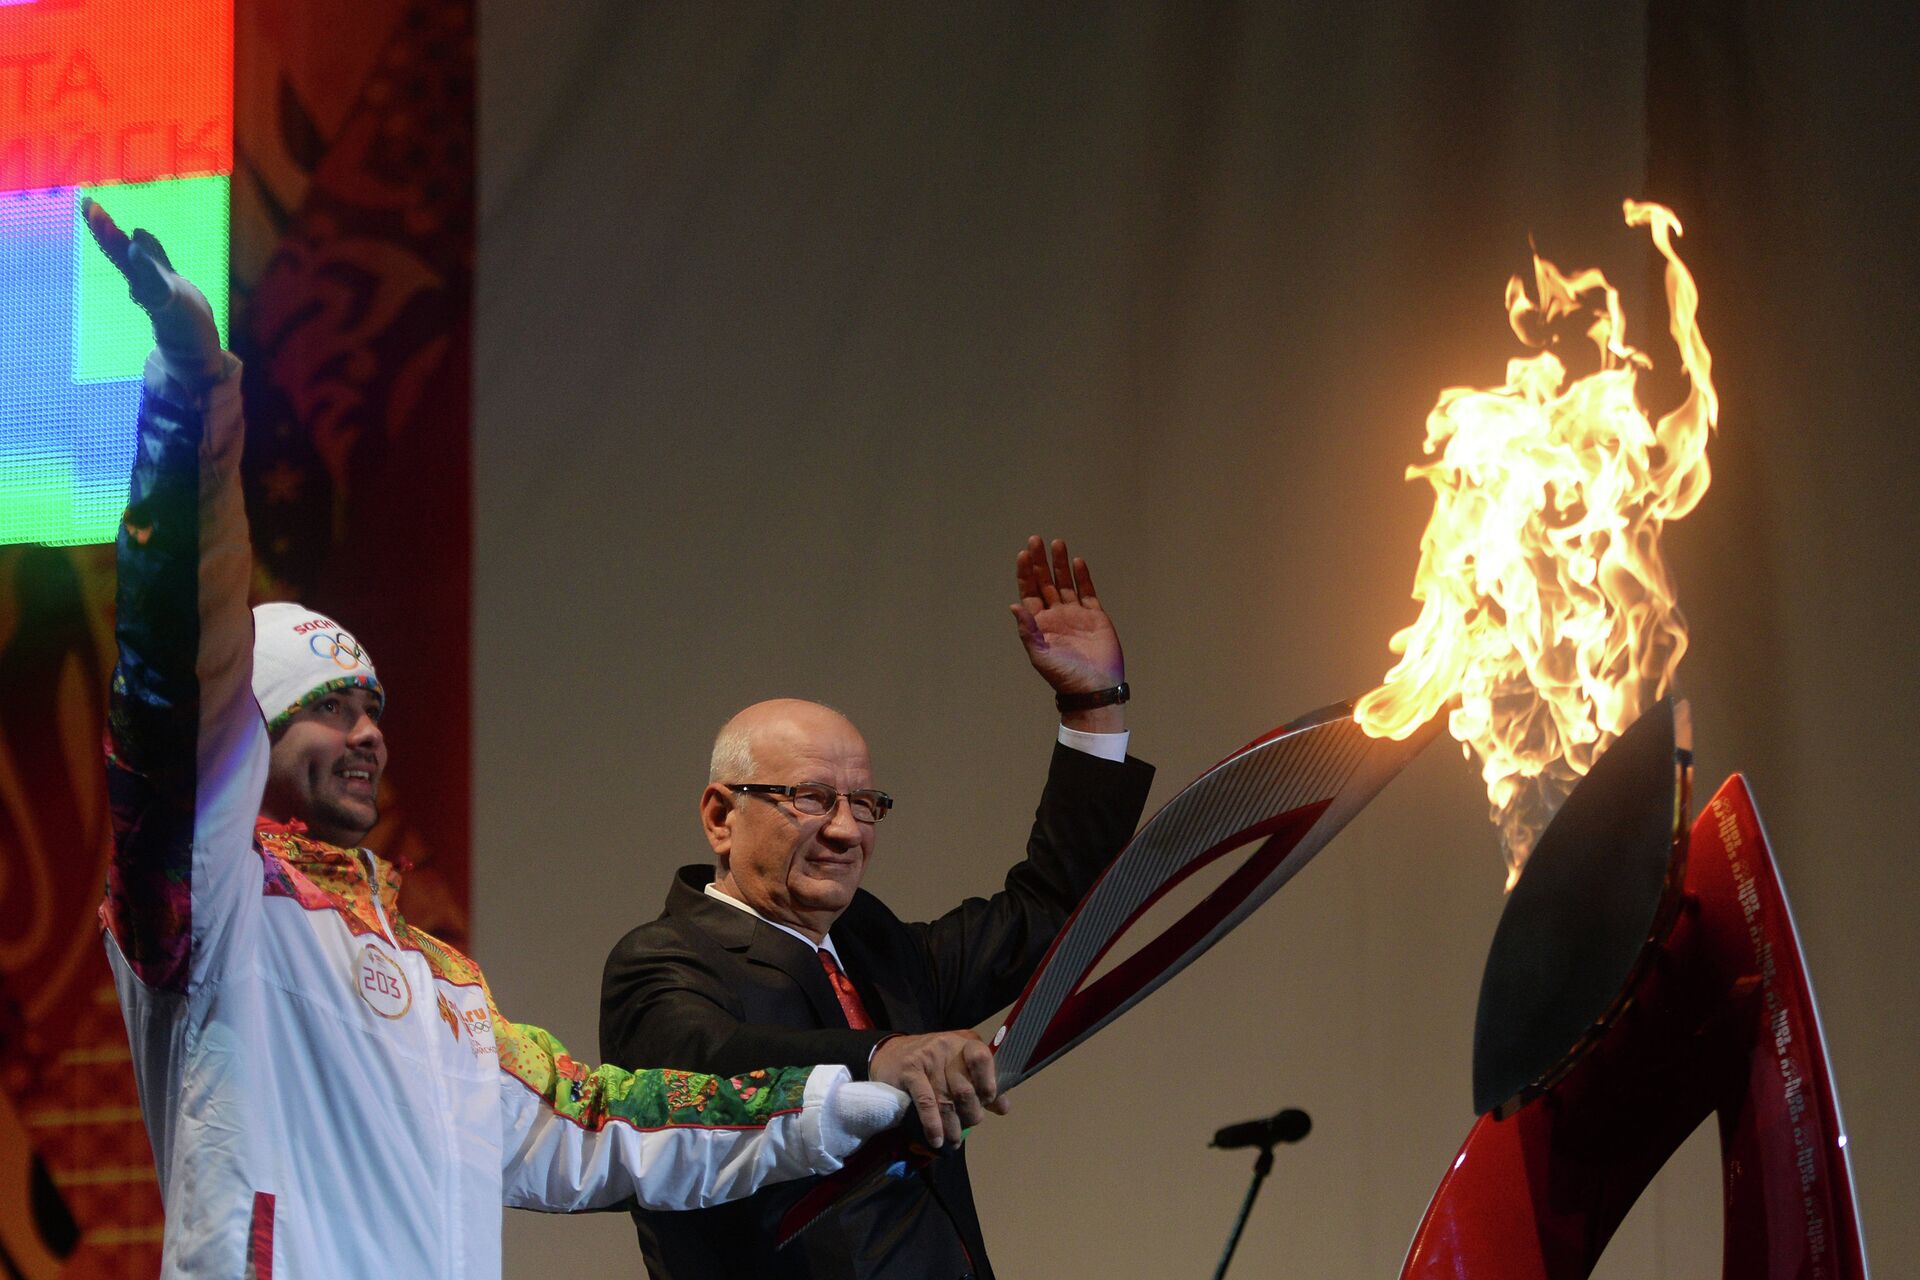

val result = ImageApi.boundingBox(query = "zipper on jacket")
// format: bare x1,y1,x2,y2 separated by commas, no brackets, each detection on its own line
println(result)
358,850,402,948
360,846,464,1277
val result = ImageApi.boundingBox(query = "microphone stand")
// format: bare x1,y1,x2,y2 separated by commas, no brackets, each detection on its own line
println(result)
1208,1108,1307,1279
1211,1141,1276,1280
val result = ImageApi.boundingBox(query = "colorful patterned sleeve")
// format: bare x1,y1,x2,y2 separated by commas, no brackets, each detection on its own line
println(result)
98,354,267,995
489,993,860,1212
497,1018,810,1130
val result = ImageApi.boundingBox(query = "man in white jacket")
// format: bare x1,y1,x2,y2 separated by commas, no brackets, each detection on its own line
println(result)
84,199,907,1279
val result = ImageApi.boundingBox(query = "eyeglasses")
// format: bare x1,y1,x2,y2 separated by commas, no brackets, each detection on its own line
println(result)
725,782,894,823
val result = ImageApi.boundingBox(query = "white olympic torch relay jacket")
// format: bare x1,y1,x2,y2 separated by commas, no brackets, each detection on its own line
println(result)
97,356,868,1279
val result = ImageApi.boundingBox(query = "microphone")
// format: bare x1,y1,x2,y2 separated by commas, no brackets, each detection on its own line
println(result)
1210,1107,1311,1150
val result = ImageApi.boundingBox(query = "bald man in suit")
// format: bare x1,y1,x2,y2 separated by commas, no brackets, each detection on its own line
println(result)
600,538,1155,1279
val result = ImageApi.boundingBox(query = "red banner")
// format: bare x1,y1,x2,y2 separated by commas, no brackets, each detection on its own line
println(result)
233,0,474,947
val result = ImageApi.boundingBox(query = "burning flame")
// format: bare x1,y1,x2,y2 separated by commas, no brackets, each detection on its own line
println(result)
1355,199,1717,887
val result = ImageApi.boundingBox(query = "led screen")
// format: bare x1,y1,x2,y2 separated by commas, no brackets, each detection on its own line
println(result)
0,0,232,547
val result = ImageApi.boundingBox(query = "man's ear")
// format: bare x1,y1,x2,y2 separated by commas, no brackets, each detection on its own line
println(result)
699,785,734,855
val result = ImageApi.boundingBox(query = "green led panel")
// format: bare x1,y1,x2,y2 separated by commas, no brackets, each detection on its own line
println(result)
73,174,231,384
0,454,78,548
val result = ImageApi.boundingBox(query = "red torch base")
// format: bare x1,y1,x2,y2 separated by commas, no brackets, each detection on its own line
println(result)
1400,773,1868,1279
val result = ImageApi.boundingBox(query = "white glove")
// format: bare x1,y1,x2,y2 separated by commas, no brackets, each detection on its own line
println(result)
81,197,227,390
816,1073,910,1160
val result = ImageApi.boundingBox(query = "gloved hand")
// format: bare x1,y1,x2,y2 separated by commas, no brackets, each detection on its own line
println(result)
80,196,227,389
816,1075,911,1160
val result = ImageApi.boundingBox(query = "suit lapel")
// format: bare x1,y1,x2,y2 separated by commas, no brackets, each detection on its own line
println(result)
665,868,851,1028
744,925,848,1028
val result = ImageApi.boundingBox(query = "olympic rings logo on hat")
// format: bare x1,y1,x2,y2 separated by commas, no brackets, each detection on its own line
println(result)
310,631,367,671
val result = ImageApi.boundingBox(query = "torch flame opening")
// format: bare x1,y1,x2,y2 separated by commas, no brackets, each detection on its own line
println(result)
1355,200,1717,888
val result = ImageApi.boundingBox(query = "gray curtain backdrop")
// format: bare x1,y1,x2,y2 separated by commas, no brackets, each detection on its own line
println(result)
477,3,1917,1274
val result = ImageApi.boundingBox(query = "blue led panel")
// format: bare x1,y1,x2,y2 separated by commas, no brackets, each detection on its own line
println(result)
0,187,141,546
0,177,228,547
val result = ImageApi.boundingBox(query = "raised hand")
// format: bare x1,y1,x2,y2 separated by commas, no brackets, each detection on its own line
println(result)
1009,536,1125,698
80,197,226,388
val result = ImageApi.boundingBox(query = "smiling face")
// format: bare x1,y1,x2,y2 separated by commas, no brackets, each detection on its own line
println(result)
703,700,877,942
262,687,387,847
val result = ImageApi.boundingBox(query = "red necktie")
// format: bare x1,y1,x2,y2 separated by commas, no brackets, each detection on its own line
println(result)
817,948,874,1030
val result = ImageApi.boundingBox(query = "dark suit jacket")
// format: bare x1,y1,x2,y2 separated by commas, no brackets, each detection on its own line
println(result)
599,742,1154,1279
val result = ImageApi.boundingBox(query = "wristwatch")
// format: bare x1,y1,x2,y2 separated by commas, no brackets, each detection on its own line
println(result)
1055,682,1129,714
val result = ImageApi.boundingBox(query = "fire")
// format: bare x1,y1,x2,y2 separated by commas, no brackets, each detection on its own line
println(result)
1355,200,1717,886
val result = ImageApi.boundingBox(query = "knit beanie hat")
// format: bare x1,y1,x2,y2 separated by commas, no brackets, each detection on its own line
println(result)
251,602,384,733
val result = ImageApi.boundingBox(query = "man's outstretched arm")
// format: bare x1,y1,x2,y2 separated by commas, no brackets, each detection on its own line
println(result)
88,198,263,995
489,987,908,1212
879,536,1152,1148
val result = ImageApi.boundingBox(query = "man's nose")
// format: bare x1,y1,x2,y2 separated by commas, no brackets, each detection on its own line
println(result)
347,713,384,753
821,794,862,841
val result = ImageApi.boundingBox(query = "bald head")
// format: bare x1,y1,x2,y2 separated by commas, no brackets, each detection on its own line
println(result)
709,699,866,783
